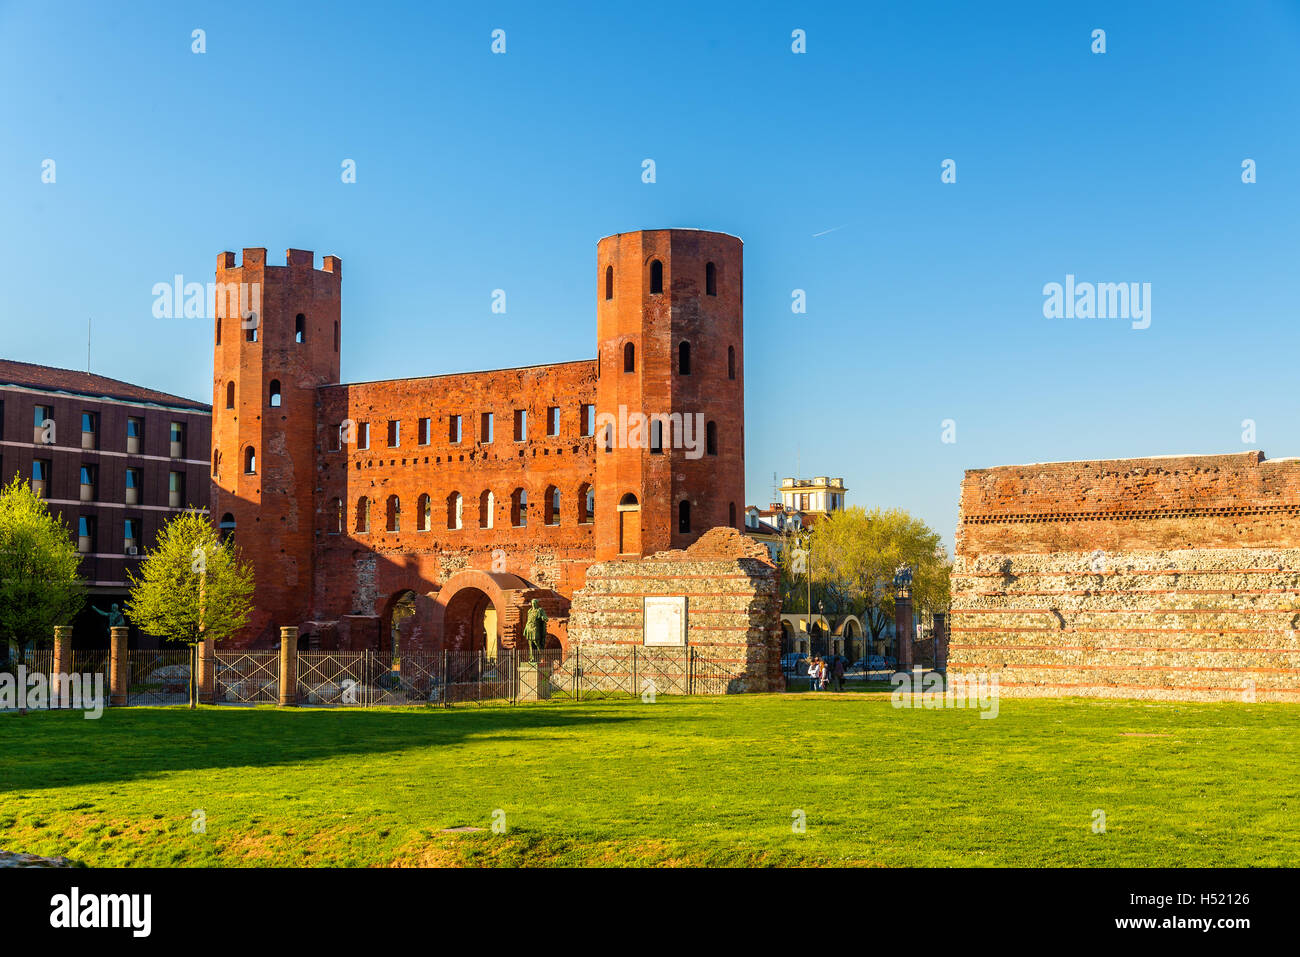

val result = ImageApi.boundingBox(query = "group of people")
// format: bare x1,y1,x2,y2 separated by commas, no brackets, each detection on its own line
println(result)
806,654,846,692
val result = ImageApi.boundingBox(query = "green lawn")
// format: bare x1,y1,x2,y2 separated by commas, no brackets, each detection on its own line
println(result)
2,693,1297,866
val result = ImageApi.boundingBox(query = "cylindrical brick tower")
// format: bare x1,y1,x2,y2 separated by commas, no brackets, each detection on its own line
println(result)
593,229,745,560
210,248,342,646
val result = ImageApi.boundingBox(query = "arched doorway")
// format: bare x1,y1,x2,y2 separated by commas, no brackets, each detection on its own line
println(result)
618,493,641,555
442,587,498,655
388,591,417,664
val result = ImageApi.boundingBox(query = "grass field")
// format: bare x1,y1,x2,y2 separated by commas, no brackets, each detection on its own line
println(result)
2,692,1297,867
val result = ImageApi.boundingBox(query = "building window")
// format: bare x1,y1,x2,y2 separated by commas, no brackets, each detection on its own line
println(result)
728,345,735,380
706,421,717,456
169,471,185,508
706,261,717,296
123,518,141,555
449,415,462,443
329,498,343,534
126,467,141,504
246,323,257,343
333,321,339,353
419,418,431,445
32,459,50,497
649,259,663,295
480,489,494,529
679,341,691,375
33,404,52,444
511,488,528,527
678,500,691,534
126,416,142,453
169,421,186,457
649,418,663,454
623,342,635,373
244,446,256,474
513,409,527,442
729,502,737,528
356,497,370,533
603,423,614,453
215,320,222,346
81,411,98,450
219,512,236,543
295,313,306,344
447,491,463,530
225,382,235,409
580,484,594,524
580,404,594,437
387,420,400,448
480,412,493,443
386,495,400,533
545,485,560,525
269,380,281,408
547,407,560,437
77,516,96,553
605,265,613,300
357,422,370,450
326,426,340,452
417,494,431,532
79,464,97,502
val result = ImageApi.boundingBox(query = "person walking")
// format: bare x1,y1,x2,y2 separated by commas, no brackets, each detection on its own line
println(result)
818,657,830,692
808,656,821,692
832,654,845,692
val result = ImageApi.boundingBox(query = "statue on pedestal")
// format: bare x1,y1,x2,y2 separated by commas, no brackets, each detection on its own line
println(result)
523,599,548,662
92,603,126,636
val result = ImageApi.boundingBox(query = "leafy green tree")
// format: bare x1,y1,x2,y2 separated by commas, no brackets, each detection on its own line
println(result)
125,512,254,707
0,475,85,663
799,506,952,649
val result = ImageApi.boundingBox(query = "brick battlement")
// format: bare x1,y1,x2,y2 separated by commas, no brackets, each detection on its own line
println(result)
216,248,342,275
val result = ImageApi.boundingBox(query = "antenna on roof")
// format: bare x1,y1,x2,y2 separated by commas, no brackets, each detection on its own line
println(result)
86,318,91,373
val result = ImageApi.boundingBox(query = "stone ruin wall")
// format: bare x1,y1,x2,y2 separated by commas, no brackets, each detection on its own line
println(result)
951,451,1300,701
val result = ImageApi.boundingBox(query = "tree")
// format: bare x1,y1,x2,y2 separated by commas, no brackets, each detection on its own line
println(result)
125,512,255,707
0,475,85,663
801,506,952,650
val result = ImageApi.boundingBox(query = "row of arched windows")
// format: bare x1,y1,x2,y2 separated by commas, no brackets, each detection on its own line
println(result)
604,260,719,300
620,341,736,380
330,484,596,535
224,380,283,410
218,313,338,350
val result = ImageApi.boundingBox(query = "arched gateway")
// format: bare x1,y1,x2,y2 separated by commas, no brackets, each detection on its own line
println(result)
431,570,529,655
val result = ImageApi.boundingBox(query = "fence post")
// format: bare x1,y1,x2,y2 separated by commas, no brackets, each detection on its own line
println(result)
197,637,215,704
632,646,638,701
279,627,298,706
51,625,72,708
442,649,449,709
109,626,128,707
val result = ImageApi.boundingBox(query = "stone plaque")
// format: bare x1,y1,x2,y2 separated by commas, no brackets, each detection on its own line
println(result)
643,596,687,647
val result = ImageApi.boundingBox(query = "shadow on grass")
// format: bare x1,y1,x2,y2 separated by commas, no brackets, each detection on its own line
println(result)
0,702,646,793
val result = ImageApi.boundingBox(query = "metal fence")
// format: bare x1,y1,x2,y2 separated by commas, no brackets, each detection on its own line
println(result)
215,650,279,705
126,649,192,705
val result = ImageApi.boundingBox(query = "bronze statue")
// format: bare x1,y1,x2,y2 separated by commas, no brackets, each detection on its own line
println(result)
92,603,126,634
523,599,548,662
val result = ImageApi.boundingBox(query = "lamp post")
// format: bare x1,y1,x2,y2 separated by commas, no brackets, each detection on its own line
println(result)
892,564,914,673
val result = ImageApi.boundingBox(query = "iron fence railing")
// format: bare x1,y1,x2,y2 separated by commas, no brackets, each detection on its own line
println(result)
215,650,279,704
126,649,192,705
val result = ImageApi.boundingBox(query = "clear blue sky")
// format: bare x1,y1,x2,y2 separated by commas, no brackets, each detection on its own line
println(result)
3,0,1298,549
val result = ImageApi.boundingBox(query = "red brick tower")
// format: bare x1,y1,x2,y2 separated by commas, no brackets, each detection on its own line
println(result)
594,229,745,560
210,248,342,646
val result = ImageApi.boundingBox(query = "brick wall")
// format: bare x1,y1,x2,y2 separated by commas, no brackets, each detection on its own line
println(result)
952,452,1300,701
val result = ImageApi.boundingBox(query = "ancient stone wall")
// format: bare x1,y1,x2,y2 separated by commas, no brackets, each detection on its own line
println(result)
952,452,1300,701
568,528,782,693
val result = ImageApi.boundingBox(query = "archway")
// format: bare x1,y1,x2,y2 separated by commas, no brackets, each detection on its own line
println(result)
386,590,417,664
432,570,529,656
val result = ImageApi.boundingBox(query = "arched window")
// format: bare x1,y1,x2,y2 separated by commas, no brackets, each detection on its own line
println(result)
212,449,220,478
218,512,236,542
603,423,614,452
329,498,342,534
706,421,717,455
729,502,736,528
649,417,663,454
417,494,431,532
579,483,593,523
215,320,222,346
480,489,494,529
545,485,560,525
624,342,635,373
678,341,691,375
706,261,717,296
386,495,401,533
356,497,370,533
295,313,306,344
649,259,663,294
269,379,281,408
605,265,613,300
728,345,736,380
225,381,235,409
447,491,463,530
243,446,256,474
678,500,691,534
512,488,528,527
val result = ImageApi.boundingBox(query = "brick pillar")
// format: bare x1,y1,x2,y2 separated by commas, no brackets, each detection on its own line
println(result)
197,637,216,704
109,627,128,707
894,595,914,671
934,612,948,670
52,625,73,708
279,627,298,706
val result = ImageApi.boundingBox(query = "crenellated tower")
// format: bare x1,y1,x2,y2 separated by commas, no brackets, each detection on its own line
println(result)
210,248,342,646
593,229,745,560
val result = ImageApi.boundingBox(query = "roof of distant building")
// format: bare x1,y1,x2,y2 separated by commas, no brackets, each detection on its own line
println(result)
0,359,211,413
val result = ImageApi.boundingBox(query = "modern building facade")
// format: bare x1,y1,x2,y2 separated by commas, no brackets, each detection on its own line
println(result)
0,360,212,646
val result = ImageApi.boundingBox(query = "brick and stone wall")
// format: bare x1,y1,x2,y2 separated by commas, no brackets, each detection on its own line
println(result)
951,451,1300,701
568,527,782,693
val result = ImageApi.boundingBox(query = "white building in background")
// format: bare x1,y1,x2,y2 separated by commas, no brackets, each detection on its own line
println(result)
743,476,849,562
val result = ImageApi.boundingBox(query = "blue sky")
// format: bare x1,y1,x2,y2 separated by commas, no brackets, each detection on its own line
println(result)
2,0,1299,548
